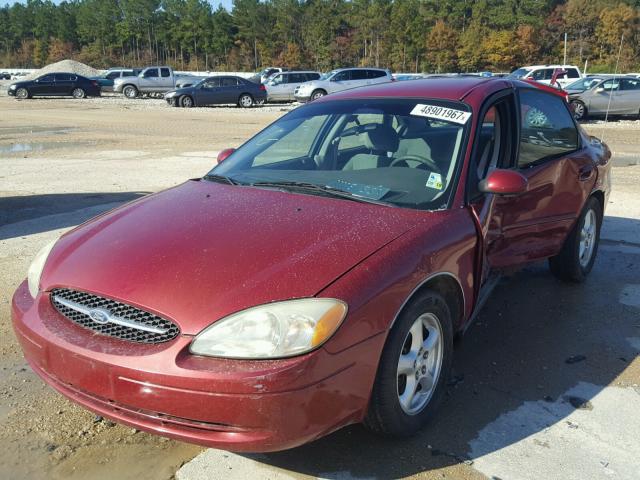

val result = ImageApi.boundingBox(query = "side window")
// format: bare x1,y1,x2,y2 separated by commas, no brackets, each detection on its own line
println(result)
122,71,136,77
54,73,71,81
106,71,120,80
39,75,54,82
476,106,501,179
160,68,171,78
332,71,350,81
518,89,579,168
202,78,220,88
567,68,580,79
271,74,284,85
307,73,320,81
368,70,386,79
350,70,368,80
601,79,621,91
222,78,238,87
622,78,640,90
143,69,159,78
289,73,306,83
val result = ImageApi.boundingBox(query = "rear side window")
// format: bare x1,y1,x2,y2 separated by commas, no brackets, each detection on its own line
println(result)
518,89,579,168
122,71,136,77
531,69,554,81
222,78,239,87
160,68,171,78
144,69,159,78
54,73,71,81
307,73,320,81
367,70,387,79
289,73,307,83
106,71,120,80
566,69,580,79
350,70,368,80
622,78,640,90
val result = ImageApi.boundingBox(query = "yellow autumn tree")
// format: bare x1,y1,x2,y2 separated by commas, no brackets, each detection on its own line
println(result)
425,20,458,73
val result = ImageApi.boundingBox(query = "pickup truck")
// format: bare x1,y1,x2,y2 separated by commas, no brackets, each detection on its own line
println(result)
113,66,198,98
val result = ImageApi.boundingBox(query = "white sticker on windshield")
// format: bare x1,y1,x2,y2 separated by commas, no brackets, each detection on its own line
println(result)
426,172,443,190
411,104,471,125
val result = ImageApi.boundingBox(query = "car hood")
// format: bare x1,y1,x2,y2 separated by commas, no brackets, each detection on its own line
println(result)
166,86,194,96
41,180,423,335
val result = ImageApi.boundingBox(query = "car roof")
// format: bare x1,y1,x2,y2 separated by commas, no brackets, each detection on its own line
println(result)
522,64,579,69
322,77,510,103
333,67,388,72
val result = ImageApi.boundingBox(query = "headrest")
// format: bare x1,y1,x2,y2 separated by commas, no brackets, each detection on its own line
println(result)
364,125,399,153
397,116,427,136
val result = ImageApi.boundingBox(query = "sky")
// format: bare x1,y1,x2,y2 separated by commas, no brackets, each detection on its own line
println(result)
0,0,233,9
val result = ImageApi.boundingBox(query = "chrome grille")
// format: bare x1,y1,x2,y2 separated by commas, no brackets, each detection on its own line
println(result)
51,288,179,344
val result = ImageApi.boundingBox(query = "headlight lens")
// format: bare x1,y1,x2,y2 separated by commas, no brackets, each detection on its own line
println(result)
165,91,176,98
27,239,57,298
10,84,16,90
190,298,347,359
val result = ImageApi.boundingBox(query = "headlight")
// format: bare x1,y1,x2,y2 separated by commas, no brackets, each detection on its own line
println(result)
165,91,176,98
9,84,16,90
190,298,347,359
27,239,57,298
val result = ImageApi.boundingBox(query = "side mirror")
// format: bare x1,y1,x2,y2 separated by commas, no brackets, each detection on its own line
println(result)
217,148,235,163
478,169,528,196
595,87,605,93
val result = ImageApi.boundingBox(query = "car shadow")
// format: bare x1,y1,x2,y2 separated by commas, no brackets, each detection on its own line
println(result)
0,192,148,239
239,216,640,477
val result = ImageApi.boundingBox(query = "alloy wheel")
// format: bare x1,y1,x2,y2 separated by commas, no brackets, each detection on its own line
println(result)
72,88,85,99
312,90,325,101
16,88,28,99
239,94,253,107
181,96,193,108
572,102,585,120
579,208,597,267
396,313,443,415
124,86,137,98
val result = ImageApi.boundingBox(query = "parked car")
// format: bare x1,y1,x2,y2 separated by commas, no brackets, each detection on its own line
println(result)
569,76,640,120
0,72,11,80
113,66,192,98
258,67,289,84
393,74,424,81
91,68,141,92
564,75,612,95
509,64,582,88
164,76,266,108
7,73,100,99
264,71,320,102
294,67,393,102
12,77,611,452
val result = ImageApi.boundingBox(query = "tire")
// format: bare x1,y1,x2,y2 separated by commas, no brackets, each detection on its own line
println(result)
365,290,453,436
180,95,194,108
311,89,326,101
123,85,138,99
549,196,602,282
571,100,587,121
238,93,254,108
72,88,86,99
15,87,29,99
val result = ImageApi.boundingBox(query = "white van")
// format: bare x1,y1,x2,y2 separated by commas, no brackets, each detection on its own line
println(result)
509,65,582,88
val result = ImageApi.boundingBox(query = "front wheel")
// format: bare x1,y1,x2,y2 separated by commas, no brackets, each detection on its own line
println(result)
123,85,138,99
311,89,326,101
16,87,29,99
571,100,587,121
180,95,194,108
238,94,254,108
549,196,602,282
365,290,453,436
72,88,86,99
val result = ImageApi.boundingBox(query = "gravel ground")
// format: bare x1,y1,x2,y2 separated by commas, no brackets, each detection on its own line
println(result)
1,92,639,480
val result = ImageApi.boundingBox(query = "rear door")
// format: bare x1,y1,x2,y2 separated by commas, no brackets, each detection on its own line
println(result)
349,69,369,87
220,77,240,103
160,67,173,89
619,78,640,115
589,78,624,114
285,73,308,100
367,69,389,85
471,88,594,271
54,73,74,95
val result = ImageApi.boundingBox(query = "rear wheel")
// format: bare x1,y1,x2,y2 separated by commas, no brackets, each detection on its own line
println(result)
549,196,602,282
571,100,587,121
72,88,86,99
365,291,453,436
180,95,194,108
16,87,29,99
123,85,138,99
238,94,254,108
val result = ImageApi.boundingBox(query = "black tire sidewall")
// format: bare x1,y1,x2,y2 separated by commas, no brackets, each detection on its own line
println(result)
16,88,28,99
73,88,85,99
180,96,193,108
366,291,453,436
571,100,586,120
312,90,325,100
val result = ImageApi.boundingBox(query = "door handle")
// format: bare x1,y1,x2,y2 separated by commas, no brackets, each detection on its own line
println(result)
579,166,594,181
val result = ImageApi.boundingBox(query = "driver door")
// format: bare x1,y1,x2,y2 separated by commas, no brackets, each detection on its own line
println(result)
32,74,55,95
197,78,222,105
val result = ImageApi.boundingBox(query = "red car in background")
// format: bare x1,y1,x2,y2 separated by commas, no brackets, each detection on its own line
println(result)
12,77,611,452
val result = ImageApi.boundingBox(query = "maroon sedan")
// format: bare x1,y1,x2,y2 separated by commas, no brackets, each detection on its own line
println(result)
12,77,611,452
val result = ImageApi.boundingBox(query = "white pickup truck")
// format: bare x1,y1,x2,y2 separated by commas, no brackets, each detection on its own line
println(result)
114,66,198,98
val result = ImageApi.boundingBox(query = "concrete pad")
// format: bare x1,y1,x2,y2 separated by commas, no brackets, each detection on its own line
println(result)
468,383,640,480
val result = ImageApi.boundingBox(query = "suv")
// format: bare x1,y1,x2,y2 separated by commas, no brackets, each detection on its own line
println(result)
91,68,140,92
265,71,320,102
509,65,582,88
294,68,392,102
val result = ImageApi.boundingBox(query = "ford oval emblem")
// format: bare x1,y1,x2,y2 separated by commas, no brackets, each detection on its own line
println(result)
88,308,110,324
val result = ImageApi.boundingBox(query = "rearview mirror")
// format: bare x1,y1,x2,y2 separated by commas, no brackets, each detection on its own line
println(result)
217,148,235,163
478,169,528,196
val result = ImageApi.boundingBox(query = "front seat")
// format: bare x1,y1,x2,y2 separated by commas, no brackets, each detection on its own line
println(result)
342,125,399,170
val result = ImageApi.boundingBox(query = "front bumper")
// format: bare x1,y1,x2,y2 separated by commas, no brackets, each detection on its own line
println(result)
8,88,16,96
11,281,377,452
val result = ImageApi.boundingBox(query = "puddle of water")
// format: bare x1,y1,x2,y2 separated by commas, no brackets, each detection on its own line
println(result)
0,126,73,136
0,141,95,155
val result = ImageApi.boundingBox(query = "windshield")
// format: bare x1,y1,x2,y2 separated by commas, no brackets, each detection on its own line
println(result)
509,68,531,79
319,70,338,81
209,99,471,210
566,77,601,90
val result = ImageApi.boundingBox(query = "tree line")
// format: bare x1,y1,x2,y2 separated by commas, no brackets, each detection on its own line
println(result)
1,0,639,73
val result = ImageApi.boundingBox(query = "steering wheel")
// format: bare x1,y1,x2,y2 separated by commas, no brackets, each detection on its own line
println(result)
390,155,440,173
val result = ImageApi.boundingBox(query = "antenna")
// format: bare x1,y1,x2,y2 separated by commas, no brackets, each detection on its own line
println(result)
601,34,624,143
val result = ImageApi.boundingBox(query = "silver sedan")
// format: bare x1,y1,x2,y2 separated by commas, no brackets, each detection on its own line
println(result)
570,76,640,120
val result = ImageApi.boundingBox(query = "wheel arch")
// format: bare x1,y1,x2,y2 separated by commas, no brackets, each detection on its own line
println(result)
590,189,605,216
389,272,465,333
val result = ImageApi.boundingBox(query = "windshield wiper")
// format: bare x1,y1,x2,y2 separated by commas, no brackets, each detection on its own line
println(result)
203,173,239,185
250,180,395,207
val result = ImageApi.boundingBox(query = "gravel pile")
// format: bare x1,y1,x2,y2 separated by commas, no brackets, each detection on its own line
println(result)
23,59,100,81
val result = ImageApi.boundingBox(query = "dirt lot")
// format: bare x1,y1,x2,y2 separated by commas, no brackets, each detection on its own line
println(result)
1,91,639,480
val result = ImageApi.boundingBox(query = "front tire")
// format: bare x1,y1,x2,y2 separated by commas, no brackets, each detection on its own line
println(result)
16,87,29,99
365,291,453,436
72,88,86,99
238,94,254,108
549,196,602,282
180,95,194,108
123,85,138,99
311,89,326,101
571,100,587,121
